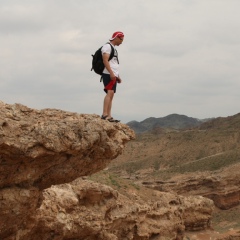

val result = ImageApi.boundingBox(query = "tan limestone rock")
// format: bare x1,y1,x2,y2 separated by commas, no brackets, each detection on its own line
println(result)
21,179,186,240
181,195,214,231
0,101,135,239
0,101,135,189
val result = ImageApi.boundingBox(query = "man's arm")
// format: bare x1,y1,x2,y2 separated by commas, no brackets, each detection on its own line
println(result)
102,53,116,80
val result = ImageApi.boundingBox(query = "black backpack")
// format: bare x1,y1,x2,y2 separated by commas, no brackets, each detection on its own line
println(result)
91,43,116,75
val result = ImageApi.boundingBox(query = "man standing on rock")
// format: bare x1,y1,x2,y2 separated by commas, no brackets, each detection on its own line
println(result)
101,31,124,123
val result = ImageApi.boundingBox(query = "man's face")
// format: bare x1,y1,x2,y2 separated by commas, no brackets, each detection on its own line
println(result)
116,37,124,46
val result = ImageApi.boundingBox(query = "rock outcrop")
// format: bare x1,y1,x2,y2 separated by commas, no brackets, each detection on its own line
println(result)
142,163,240,210
0,101,134,190
0,101,134,239
0,101,214,239
19,179,214,240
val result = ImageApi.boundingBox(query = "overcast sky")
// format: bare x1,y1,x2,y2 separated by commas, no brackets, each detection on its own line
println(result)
1,0,240,123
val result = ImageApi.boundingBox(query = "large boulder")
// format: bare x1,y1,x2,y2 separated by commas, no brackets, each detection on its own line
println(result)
0,101,134,189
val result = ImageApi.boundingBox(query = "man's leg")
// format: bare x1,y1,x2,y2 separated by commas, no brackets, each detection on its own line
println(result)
103,90,114,118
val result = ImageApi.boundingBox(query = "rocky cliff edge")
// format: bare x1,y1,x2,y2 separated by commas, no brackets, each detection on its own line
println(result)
0,101,214,240
0,101,134,190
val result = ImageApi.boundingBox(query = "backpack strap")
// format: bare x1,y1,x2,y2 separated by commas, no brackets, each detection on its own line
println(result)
107,42,119,63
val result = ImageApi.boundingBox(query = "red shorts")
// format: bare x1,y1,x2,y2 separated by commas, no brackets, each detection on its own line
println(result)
102,73,117,93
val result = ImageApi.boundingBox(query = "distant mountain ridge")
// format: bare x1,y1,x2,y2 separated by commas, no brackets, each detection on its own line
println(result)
127,113,211,133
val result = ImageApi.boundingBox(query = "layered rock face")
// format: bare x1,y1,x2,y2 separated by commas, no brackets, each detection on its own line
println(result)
0,101,214,240
142,163,240,210
21,179,214,240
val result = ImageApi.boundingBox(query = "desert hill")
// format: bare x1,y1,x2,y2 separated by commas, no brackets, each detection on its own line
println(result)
127,113,212,133
111,113,240,178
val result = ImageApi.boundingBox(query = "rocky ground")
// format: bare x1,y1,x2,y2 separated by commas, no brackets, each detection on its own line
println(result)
1,101,240,239
90,170,240,240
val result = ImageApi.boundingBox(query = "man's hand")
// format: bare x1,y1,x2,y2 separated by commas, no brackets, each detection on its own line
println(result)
116,77,122,83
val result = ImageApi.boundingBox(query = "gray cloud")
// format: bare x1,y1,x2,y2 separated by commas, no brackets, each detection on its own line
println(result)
1,0,240,123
